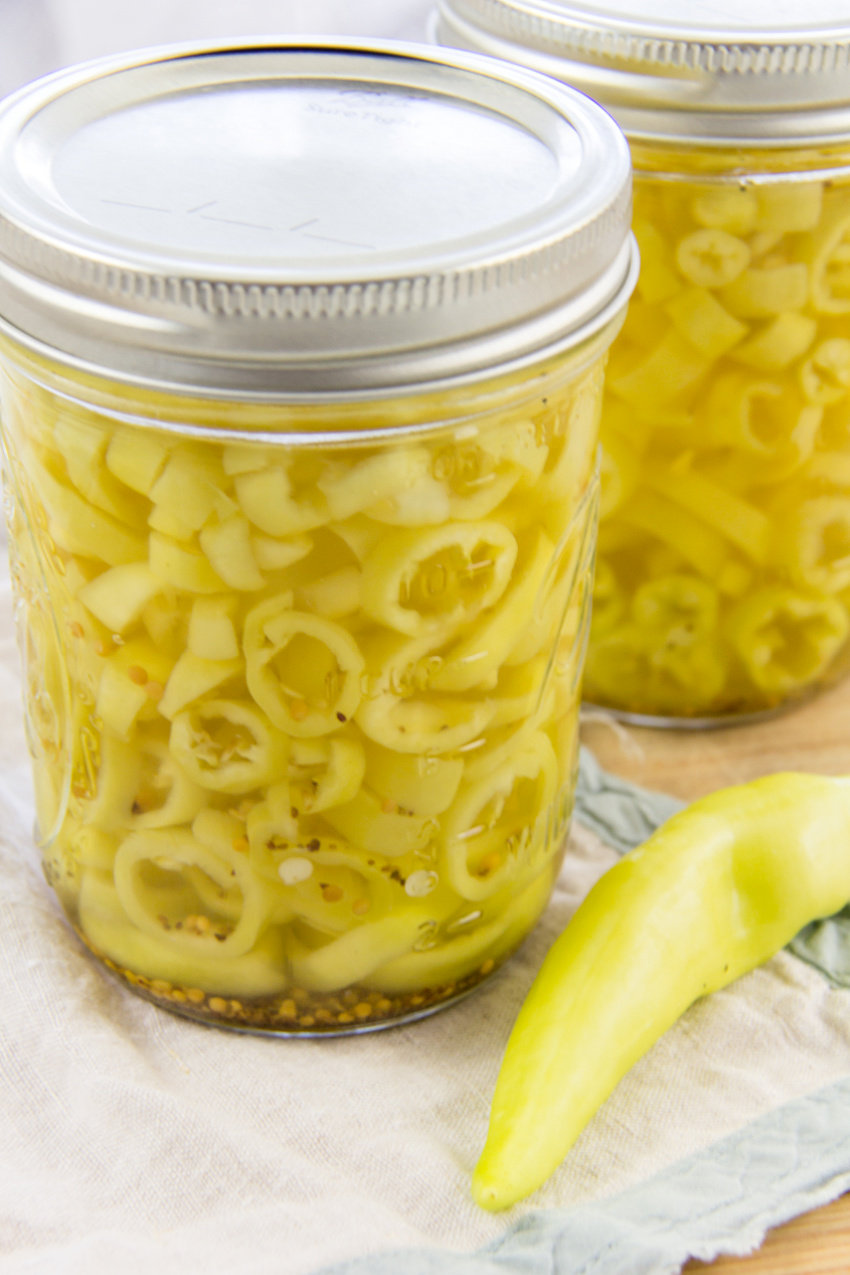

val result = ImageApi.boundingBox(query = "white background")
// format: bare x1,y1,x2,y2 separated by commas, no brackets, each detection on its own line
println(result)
0,0,435,97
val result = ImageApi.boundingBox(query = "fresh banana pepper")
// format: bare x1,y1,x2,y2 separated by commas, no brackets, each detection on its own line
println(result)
472,771,850,1211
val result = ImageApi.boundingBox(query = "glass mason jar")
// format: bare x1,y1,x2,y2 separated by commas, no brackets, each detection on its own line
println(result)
436,0,850,724
0,41,635,1032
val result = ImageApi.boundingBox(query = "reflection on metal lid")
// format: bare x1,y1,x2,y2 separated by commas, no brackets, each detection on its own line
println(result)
0,39,633,396
435,0,850,144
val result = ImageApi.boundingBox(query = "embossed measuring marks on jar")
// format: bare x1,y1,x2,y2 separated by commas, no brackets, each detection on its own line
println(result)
1,424,72,846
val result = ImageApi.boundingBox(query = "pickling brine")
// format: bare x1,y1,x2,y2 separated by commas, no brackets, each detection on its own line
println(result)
0,340,605,1030
586,154,850,721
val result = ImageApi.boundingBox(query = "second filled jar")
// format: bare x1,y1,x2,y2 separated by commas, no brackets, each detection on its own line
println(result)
437,0,850,723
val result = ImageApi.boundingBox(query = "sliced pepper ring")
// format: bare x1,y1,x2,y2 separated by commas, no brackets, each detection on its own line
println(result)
783,497,850,595
113,829,270,960
808,205,850,314
430,431,525,520
78,868,288,996
322,786,439,859
287,904,437,994
86,732,206,831
356,630,495,755
441,732,558,902
360,521,517,637
244,595,365,736
430,529,555,692
288,734,366,815
584,621,727,716
726,585,850,695
169,698,287,793
369,865,554,994
631,573,719,639
281,843,399,936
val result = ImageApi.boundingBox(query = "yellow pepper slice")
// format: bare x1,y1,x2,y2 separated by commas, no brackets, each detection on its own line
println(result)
676,227,751,289
584,620,727,717
244,594,365,736
805,199,850,313
440,733,558,902
169,698,287,793
369,865,554,994
631,572,718,636
355,630,495,755
288,905,439,994
112,828,271,960
799,338,850,405
78,869,288,997
288,734,366,816
360,521,517,638
645,466,771,565
690,185,757,236
86,732,206,832
726,586,849,695
781,496,850,595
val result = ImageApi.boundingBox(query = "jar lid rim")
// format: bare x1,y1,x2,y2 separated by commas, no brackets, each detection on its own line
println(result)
435,0,850,141
0,38,633,393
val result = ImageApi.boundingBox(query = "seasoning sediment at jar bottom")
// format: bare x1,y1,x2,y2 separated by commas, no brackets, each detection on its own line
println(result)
587,163,850,720
1,346,603,1030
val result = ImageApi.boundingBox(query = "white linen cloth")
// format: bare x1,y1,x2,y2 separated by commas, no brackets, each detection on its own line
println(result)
2,540,850,1271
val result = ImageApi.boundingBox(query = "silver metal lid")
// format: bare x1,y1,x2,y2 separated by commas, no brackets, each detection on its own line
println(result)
435,0,850,144
0,39,634,397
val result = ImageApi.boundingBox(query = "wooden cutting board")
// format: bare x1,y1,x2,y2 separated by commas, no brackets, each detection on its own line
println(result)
685,1191,850,1272
580,673,850,1273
